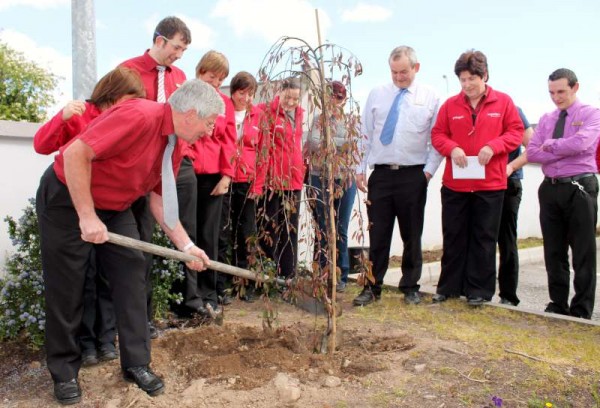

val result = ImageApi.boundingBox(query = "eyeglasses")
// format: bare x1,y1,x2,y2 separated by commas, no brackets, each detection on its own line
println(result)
155,32,187,52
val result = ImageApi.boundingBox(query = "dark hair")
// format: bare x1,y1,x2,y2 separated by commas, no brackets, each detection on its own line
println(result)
454,50,488,81
88,67,146,110
195,50,229,78
331,80,347,100
153,16,191,45
230,71,257,95
548,68,578,87
281,77,301,91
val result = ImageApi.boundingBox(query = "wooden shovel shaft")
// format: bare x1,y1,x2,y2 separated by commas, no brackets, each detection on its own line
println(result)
107,232,285,285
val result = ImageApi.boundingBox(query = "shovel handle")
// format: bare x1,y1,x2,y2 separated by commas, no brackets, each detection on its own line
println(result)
107,232,284,285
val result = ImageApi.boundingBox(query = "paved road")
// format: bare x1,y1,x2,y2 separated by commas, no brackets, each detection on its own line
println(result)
380,242,600,323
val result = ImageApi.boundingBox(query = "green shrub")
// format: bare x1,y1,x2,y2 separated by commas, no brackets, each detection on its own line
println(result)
0,198,45,349
149,225,184,318
0,199,183,348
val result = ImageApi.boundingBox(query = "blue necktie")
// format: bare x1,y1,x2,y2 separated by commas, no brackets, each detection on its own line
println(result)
380,88,407,145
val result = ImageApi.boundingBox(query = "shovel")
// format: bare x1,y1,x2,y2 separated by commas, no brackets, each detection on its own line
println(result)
106,232,329,316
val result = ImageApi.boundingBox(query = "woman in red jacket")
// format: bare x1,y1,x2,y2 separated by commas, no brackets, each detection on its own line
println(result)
33,66,145,364
255,77,305,279
431,50,523,306
191,51,237,311
217,71,264,301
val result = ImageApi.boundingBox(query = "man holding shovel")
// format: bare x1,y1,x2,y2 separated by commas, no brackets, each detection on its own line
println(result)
36,79,224,405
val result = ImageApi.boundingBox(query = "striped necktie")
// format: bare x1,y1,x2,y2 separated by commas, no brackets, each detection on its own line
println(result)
157,66,166,103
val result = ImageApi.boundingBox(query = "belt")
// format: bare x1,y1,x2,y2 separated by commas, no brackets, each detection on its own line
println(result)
544,173,595,184
374,164,423,170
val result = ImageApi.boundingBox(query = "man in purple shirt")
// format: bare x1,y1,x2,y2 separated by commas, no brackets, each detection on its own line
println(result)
528,68,600,319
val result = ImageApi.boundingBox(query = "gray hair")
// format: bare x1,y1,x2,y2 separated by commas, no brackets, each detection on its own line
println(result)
168,79,225,118
388,46,418,67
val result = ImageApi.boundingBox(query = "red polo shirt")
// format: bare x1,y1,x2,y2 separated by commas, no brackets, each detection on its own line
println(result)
53,99,183,211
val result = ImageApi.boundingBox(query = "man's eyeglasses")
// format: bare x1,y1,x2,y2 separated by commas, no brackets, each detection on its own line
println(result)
155,32,186,52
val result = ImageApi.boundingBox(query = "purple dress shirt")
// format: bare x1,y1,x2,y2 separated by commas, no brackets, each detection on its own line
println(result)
527,99,600,177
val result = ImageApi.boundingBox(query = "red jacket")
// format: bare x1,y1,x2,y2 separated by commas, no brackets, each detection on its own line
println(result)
34,102,101,155
231,104,264,194
255,97,305,192
431,86,523,192
189,91,236,177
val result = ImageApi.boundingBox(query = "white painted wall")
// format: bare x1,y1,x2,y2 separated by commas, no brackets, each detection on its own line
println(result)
345,162,546,253
0,119,551,276
295,161,547,266
0,120,51,275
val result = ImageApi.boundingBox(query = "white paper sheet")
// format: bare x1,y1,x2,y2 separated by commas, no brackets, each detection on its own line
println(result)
452,156,485,179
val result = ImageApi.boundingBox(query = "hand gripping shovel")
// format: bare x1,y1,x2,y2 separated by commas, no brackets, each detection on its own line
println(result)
107,232,329,316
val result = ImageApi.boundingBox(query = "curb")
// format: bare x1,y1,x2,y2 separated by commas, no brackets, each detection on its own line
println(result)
386,244,546,287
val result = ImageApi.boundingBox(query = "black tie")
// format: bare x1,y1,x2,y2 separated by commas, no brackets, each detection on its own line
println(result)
552,110,567,139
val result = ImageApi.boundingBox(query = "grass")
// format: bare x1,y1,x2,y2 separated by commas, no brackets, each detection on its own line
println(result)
346,285,600,406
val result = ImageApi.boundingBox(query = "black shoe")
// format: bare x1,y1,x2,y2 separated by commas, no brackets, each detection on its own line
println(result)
123,366,165,396
336,281,347,293
544,302,569,316
98,344,118,361
467,296,485,306
432,293,449,303
54,378,81,405
81,350,98,367
148,321,159,339
404,291,421,305
352,288,380,306
499,298,517,306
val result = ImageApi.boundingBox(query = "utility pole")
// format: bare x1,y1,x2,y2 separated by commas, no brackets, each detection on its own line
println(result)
71,0,97,99
442,74,449,97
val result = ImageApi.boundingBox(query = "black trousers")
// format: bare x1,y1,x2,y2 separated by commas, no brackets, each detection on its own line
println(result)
259,190,301,279
194,173,224,308
437,187,504,300
130,195,155,321
497,178,523,305
218,182,256,269
539,175,598,319
366,166,427,294
169,158,198,314
37,167,150,382
79,250,116,353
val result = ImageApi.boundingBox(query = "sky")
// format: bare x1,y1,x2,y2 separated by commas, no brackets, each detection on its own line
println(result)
1,0,600,123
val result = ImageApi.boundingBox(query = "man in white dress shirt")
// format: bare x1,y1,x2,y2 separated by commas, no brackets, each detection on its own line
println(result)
354,45,442,306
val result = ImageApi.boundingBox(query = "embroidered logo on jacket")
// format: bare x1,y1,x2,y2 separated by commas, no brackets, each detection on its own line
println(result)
487,112,501,118
452,116,464,120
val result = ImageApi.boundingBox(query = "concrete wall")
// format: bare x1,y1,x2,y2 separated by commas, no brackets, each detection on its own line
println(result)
0,120,52,274
0,119,549,275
